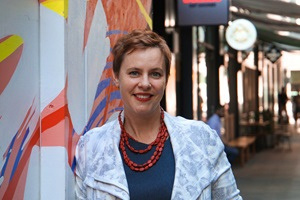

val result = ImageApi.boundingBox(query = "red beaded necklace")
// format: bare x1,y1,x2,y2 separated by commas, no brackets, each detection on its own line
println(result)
118,109,169,172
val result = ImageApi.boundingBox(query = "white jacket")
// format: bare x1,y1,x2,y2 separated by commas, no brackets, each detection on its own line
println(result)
75,111,242,200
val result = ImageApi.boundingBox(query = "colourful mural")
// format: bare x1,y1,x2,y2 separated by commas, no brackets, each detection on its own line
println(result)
0,0,152,199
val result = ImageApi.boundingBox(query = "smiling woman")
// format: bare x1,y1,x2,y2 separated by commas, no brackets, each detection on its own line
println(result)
75,29,242,200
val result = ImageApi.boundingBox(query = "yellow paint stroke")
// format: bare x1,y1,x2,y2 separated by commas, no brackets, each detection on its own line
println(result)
136,0,152,30
41,0,68,18
0,35,23,63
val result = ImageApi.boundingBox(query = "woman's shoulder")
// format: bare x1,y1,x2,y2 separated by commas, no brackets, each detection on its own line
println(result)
77,118,118,150
165,112,225,165
165,112,221,148
165,112,214,134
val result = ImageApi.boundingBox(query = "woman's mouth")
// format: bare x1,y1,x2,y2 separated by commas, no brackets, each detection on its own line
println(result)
134,94,152,102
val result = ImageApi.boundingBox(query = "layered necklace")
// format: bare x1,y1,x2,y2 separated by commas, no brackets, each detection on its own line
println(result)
118,110,169,172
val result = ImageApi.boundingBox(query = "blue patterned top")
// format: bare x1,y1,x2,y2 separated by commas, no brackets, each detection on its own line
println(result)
122,137,175,199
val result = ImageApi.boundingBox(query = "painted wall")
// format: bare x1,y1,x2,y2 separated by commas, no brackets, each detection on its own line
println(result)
0,0,152,199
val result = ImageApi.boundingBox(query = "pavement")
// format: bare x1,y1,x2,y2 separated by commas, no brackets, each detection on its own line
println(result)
232,123,300,200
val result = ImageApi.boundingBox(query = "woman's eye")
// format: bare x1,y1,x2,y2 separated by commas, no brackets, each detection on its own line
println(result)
129,71,139,76
151,72,162,78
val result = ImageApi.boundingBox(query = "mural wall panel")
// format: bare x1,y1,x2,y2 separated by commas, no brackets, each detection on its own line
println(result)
0,0,152,199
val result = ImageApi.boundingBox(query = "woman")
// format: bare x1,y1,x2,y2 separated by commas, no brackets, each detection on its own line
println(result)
75,29,242,200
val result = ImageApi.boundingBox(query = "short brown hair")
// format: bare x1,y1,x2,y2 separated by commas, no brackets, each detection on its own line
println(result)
112,29,171,80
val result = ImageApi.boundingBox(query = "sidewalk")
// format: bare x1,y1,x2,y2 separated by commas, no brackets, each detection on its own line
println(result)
232,124,300,200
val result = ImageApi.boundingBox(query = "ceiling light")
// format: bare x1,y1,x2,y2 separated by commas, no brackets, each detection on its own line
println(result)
230,6,238,13
239,8,245,13
244,9,250,14
296,0,300,5
296,18,300,25
284,16,292,22
266,14,283,21
277,31,290,36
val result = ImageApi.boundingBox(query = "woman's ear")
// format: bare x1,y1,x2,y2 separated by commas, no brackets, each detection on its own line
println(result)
112,73,119,88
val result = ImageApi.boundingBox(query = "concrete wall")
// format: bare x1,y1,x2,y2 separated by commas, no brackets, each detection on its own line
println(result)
0,0,152,199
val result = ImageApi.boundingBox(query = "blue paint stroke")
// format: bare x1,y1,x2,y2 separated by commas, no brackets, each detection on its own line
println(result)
86,97,107,131
104,62,112,70
0,134,17,177
106,30,128,37
10,128,30,181
95,78,111,100
71,157,76,172
110,90,121,101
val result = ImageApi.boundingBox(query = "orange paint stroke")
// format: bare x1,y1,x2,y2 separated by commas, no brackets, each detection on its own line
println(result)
83,0,98,50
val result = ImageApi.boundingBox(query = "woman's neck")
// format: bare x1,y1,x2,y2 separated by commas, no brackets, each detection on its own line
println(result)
123,110,161,144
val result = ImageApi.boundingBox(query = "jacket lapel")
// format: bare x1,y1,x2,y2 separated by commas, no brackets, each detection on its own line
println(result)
87,116,130,199
164,113,213,199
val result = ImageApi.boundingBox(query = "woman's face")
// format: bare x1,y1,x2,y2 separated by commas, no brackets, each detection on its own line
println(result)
114,47,166,117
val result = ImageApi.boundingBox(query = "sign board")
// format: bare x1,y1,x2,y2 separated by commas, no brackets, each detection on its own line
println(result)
183,0,221,3
265,46,282,63
177,0,229,26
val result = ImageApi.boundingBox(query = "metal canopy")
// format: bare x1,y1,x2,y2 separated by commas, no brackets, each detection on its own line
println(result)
231,0,300,50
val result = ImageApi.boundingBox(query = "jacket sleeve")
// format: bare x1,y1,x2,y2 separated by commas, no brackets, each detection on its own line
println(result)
75,135,88,200
211,136,242,200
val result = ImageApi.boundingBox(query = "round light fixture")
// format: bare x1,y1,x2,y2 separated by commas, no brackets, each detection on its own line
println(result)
225,19,257,50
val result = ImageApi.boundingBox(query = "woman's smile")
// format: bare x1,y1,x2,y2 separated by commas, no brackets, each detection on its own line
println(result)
134,93,153,102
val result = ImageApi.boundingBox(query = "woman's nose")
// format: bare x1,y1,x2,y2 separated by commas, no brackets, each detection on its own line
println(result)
138,76,151,89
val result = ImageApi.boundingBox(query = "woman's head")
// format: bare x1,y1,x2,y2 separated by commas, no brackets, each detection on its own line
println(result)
112,29,171,81
111,30,171,116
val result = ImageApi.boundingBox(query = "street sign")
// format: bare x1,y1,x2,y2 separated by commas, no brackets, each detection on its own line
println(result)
177,0,229,26
265,46,282,63
182,0,222,3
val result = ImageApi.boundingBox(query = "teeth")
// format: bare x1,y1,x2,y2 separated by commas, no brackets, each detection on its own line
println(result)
136,95,150,99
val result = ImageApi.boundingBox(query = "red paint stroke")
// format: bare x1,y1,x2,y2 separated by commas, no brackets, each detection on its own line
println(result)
40,87,81,167
41,105,67,133
2,125,40,200
0,36,23,95
0,101,40,200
